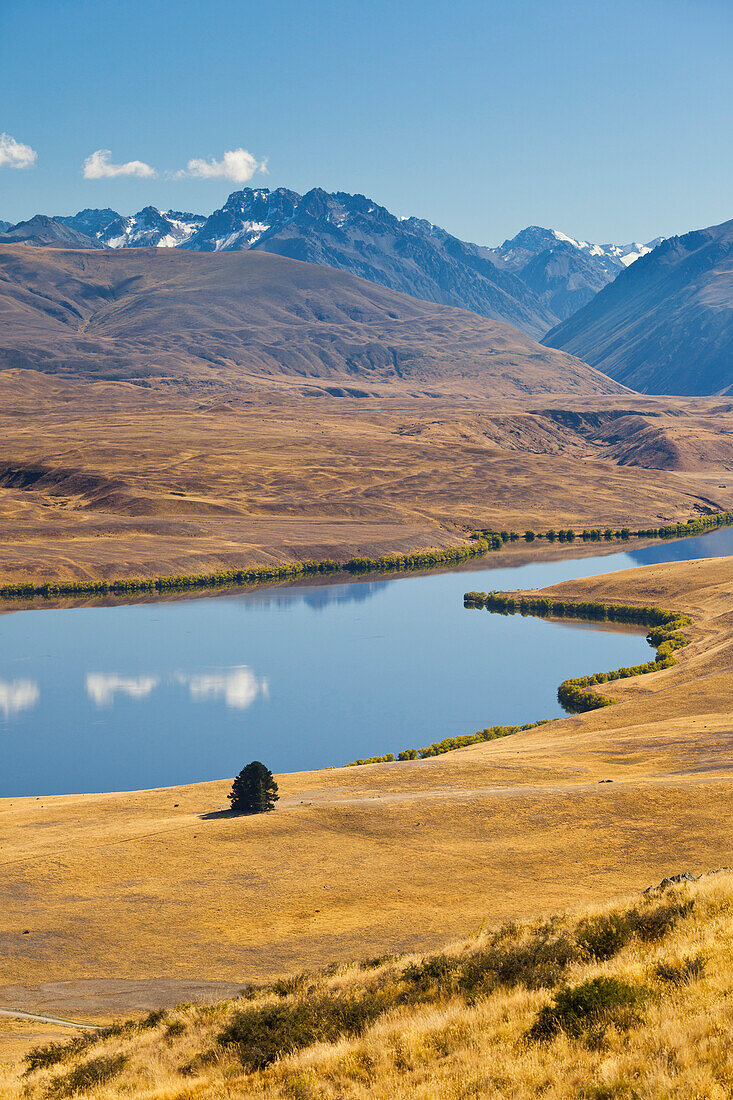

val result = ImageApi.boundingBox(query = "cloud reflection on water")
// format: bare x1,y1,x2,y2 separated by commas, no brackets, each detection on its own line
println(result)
86,673,160,707
85,667,269,712
0,679,40,719
175,666,269,710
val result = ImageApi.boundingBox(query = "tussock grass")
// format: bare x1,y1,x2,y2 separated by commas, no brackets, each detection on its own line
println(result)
3,871,732,1098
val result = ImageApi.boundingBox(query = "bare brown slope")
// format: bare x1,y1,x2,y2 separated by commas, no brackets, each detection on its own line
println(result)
0,374,732,584
0,244,624,398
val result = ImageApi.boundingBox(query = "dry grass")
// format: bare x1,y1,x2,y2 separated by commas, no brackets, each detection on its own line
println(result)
0,554,731,1052
2,872,732,1098
0,371,732,583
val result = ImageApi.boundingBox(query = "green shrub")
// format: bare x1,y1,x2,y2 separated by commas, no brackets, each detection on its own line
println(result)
359,953,397,970
528,977,644,1042
402,927,579,1001
50,1054,127,1096
347,753,395,766
630,898,694,941
655,954,705,985
576,913,634,960
217,990,394,1070
164,1019,187,1040
24,1037,88,1073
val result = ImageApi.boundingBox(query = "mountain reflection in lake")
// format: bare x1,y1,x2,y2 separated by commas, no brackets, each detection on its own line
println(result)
1,525,729,797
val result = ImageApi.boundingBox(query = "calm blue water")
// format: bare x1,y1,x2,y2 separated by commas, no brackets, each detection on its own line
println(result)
1,526,731,797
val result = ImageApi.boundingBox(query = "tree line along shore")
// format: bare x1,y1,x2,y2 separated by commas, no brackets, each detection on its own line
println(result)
0,511,730,603
348,598,691,766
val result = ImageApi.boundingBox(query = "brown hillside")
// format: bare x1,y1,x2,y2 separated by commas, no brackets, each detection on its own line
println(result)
0,244,624,398
0,554,730,1066
0,375,732,584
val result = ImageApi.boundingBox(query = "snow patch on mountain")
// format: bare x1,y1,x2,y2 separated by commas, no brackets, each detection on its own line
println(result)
496,226,664,271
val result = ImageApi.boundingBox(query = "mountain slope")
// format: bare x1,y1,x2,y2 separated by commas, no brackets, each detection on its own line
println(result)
2,194,663,336
0,244,626,398
543,218,733,396
490,226,663,322
4,873,732,1098
0,215,101,249
182,187,557,337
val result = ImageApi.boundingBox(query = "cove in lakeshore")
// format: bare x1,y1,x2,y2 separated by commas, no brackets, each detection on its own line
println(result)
1,526,731,798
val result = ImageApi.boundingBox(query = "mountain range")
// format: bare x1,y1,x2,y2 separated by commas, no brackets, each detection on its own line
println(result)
544,218,733,396
0,189,661,337
3,193,730,397
0,243,625,399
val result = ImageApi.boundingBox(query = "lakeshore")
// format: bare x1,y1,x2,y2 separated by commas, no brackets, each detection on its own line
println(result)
1,551,731,1061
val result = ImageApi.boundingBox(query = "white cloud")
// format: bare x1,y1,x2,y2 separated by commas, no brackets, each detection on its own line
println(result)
83,149,156,180
0,678,40,718
0,133,37,170
176,666,268,710
86,673,159,707
176,148,267,183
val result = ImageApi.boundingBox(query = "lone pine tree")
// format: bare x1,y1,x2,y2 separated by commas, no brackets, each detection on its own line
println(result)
228,761,279,814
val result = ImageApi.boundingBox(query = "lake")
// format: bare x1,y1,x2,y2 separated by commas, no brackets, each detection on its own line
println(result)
1,526,731,797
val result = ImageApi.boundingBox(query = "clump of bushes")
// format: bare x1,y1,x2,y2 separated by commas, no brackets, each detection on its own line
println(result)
636,511,733,541
49,1054,128,1096
576,897,693,960
470,511,733,553
528,976,645,1042
396,720,550,760
655,954,705,985
402,926,579,1001
343,539,494,576
347,721,551,767
0,559,344,602
24,1009,167,1073
217,989,397,1070
348,753,395,767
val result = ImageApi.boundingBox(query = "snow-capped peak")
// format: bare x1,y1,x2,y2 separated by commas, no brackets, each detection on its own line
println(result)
550,229,662,266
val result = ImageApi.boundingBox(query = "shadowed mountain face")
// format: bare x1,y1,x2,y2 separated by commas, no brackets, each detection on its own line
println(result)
489,226,663,322
543,219,733,396
0,244,627,398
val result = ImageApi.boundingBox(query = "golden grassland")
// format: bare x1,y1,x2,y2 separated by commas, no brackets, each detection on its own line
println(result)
0,370,732,583
0,554,731,1069
2,872,733,1098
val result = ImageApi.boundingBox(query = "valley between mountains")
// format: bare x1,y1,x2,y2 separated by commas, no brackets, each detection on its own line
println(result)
0,208,731,1085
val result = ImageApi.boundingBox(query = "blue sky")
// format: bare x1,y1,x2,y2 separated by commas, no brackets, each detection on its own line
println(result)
1,0,731,245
